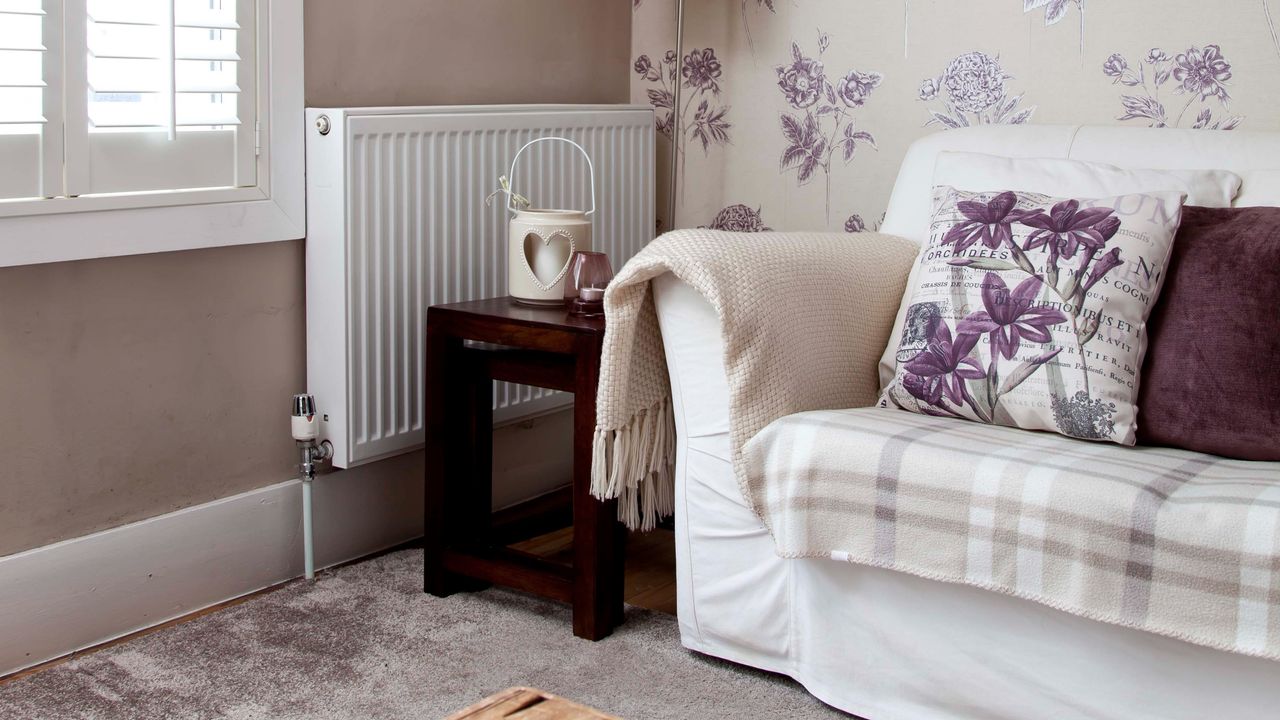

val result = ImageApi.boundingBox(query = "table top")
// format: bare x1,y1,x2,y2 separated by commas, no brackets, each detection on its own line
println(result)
429,296,605,336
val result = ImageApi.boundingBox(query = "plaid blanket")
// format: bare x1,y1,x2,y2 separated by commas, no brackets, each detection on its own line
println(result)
745,406,1280,660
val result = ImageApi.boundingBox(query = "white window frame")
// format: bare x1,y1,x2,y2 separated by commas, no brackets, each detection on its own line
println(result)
0,0,303,267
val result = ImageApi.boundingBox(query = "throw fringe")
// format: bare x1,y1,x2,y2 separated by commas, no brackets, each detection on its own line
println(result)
590,397,676,530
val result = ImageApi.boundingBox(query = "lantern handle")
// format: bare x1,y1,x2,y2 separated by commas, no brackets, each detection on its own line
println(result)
506,137,596,216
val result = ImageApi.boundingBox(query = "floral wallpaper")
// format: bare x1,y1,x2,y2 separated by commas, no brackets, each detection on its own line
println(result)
632,0,1280,232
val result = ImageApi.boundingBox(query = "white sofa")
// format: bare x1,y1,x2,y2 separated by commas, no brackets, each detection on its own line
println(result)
651,125,1280,720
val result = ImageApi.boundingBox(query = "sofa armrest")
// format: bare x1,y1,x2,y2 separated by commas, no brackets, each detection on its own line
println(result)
653,272,731,446
651,232,916,456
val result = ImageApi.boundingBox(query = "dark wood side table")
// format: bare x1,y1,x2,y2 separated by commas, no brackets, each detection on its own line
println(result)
424,297,626,641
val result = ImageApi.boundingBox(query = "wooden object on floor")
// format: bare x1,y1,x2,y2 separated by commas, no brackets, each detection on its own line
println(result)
425,297,627,641
445,686,620,720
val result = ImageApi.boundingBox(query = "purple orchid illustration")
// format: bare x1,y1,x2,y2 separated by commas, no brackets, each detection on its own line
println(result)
921,51,1035,129
1010,195,1124,407
776,32,880,223
702,204,771,232
888,267,1069,424
905,190,1134,436
1083,247,1123,291
1105,44,1243,130
941,191,1031,252
902,371,944,407
958,274,1067,361
903,321,987,411
1022,199,1118,264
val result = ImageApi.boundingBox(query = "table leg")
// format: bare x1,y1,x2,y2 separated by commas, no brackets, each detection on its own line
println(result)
425,326,482,597
461,354,494,553
571,336,626,640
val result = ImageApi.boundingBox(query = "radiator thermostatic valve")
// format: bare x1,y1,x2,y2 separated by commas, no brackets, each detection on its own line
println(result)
291,393,320,442
292,394,332,581
291,394,333,477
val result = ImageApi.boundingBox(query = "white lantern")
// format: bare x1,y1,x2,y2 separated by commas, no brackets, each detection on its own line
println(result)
504,138,595,306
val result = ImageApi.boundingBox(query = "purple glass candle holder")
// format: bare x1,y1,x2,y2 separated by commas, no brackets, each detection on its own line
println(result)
565,251,613,316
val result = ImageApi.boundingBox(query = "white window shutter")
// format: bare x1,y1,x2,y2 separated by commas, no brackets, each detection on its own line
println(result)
65,0,256,195
0,0,59,200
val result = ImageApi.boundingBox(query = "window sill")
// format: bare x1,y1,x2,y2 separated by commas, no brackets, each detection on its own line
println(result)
0,189,304,267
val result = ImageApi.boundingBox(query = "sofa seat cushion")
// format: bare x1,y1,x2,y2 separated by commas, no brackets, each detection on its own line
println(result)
745,406,1280,660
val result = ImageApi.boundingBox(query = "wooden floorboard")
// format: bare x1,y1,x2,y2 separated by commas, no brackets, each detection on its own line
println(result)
510,526,677,615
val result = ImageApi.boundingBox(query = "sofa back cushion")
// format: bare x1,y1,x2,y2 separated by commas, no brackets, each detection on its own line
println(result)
880,125,1280,245
1137,206,1280,460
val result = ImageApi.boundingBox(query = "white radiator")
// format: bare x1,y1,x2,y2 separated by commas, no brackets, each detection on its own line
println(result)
304,105,655,468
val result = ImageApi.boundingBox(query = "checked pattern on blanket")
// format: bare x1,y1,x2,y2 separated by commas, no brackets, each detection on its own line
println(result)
745,406,1280,660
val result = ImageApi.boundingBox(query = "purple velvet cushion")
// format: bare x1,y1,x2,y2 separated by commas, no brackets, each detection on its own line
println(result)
1138,206,1280,460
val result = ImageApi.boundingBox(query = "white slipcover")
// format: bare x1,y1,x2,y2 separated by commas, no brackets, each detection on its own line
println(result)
655,125,1280,720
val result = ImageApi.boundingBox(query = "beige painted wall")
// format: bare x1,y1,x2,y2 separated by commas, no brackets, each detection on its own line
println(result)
305,0,631,108
0,0,630,558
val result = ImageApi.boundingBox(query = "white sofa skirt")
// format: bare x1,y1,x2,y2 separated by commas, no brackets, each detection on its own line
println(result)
655,273,1280,720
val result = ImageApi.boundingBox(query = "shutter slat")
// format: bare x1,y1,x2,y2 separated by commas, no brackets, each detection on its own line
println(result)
174,51,239,62
174,21,238,30
87,17,164,28
176,83,240,94
176,118,239,127
89,51,163,60
89,122,165,128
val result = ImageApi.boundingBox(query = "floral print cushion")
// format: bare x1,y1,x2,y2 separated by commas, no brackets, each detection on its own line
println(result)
878,186,1187,445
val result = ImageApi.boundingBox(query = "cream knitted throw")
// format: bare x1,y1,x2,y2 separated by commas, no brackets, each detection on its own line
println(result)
590,229,919,530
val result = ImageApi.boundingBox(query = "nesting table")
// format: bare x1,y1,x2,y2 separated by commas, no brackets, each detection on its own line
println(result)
424,297,626,641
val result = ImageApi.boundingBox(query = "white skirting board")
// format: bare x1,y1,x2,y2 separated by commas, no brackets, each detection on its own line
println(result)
0,452,423,678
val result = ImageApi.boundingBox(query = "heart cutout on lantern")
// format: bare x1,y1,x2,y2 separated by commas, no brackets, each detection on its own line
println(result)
522,228,576,291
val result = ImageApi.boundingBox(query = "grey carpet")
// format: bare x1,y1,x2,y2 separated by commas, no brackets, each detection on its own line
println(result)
0,549,849,719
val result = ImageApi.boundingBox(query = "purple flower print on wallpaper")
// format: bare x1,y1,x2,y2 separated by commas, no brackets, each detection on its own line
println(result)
701,204,772,232
1105,45,1243,130
1023,0,1087,52
843,211,885,233
1266,1,1280,61
635,48,731,151
920,51,1035,129
776,32,881,222
889,191,1131,438
741,0,776,55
